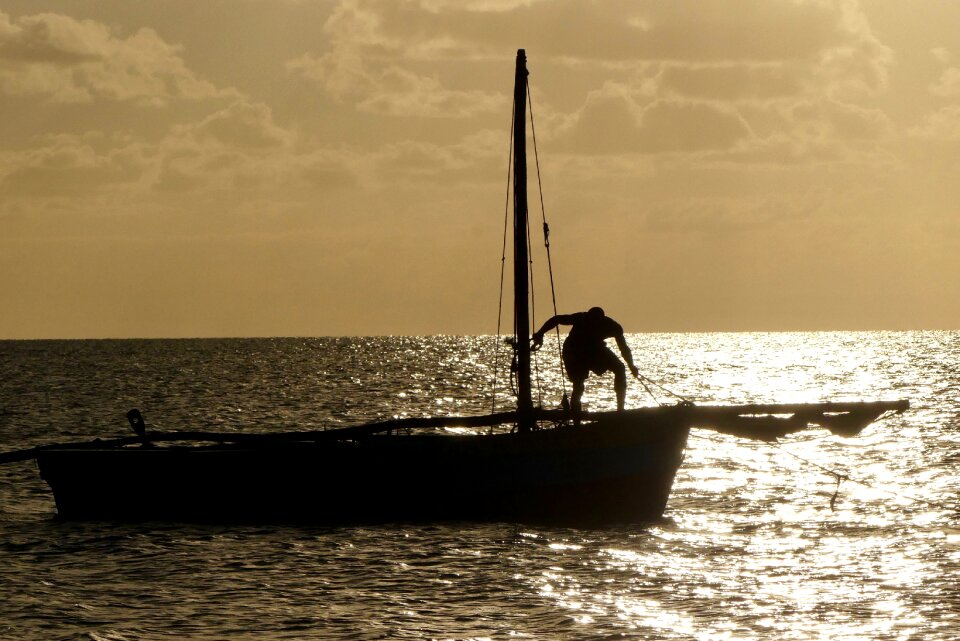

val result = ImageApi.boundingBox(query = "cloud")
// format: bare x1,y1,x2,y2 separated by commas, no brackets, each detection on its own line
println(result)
189,101,294,150
0,100,326,200
0,11,108,64
645,195,818,234
365,0,889,76
371,128,505,185
0,9,232,105
286,1,504,117
810,0,891,97
149,101,391,197
155,101,299,192
909,106,960,141
289,52,505,117
788,99,893,141
417,0,544,10
286,0,894,154
356,66,505,117
298,151,363,190
931,47,950,64
627,3,890,103
695,98,894,168
931,67,960,97
553,86,751,155
657,64,805,102
0,132,147,196
637,100,753,153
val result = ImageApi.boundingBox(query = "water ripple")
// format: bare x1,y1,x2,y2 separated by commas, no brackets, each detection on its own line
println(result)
0,332,957,639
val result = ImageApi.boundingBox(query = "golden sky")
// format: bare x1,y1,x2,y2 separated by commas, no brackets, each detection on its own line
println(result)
2,0,959,338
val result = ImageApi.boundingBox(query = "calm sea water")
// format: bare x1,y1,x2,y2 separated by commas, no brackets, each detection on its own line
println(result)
0,332,957,640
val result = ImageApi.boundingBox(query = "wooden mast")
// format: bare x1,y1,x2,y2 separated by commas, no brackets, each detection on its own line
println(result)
513,49,533,430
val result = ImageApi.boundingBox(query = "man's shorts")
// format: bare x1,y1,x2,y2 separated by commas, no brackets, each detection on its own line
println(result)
562,340,621,381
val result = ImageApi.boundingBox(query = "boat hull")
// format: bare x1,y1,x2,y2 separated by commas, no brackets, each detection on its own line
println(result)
36,415,689,525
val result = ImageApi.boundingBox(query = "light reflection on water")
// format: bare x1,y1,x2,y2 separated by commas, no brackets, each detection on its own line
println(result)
0,331,958,639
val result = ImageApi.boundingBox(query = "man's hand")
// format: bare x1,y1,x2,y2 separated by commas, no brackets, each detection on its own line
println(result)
629,363,639,378
532,331,544,349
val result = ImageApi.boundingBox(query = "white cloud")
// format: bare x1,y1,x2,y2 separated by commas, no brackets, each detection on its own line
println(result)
789,99,893,141
645,195,818,234
1,100,329,200
553,85,752,155
0,132,147,196
190,101,294,150
639,101,753,152
288,52,505,117
286,0,504,117
286,0,895,154
931,67,960,97
360,0,890,75
657,63,805,102
355,66,505,117
909,106,960,141
370,127,506,186
0,9,233,105
156,101,301,192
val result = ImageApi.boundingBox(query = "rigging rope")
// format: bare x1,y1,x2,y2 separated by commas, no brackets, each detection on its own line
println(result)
526,209,545,408
635,372,695,406
636,375,660,405
689,431,957,515
492,95,515,415
768,439,956,514
526,76,567,404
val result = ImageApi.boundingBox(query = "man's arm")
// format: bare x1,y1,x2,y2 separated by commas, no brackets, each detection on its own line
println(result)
615,333,640,377
532,314,575,347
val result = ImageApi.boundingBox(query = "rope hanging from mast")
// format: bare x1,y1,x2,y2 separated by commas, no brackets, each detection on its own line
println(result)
491,94,516,414
526,198,544,408
526,76,567,404
492,50,570,417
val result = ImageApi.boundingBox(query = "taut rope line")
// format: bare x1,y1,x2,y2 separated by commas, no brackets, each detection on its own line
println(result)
526,76,567,406
492,94,516,414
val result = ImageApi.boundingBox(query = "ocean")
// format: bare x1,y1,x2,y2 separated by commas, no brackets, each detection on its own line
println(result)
0,332,957,640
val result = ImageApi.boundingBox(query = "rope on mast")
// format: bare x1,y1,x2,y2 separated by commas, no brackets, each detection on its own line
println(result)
491,94,516,415
527,76,567,404
526,204,544,408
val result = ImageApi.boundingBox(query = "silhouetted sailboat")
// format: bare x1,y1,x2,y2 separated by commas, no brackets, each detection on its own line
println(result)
1,50,907,524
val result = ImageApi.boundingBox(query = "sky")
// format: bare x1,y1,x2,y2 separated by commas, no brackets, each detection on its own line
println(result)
1,0,959,338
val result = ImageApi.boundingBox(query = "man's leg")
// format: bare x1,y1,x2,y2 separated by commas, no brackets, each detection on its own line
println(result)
613,362,627,411
571,378,585,414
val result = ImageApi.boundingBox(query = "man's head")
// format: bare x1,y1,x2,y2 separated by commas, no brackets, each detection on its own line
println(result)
588,306,605,319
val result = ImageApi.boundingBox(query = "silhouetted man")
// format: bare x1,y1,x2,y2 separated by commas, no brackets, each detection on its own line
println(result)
532,307,639,413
